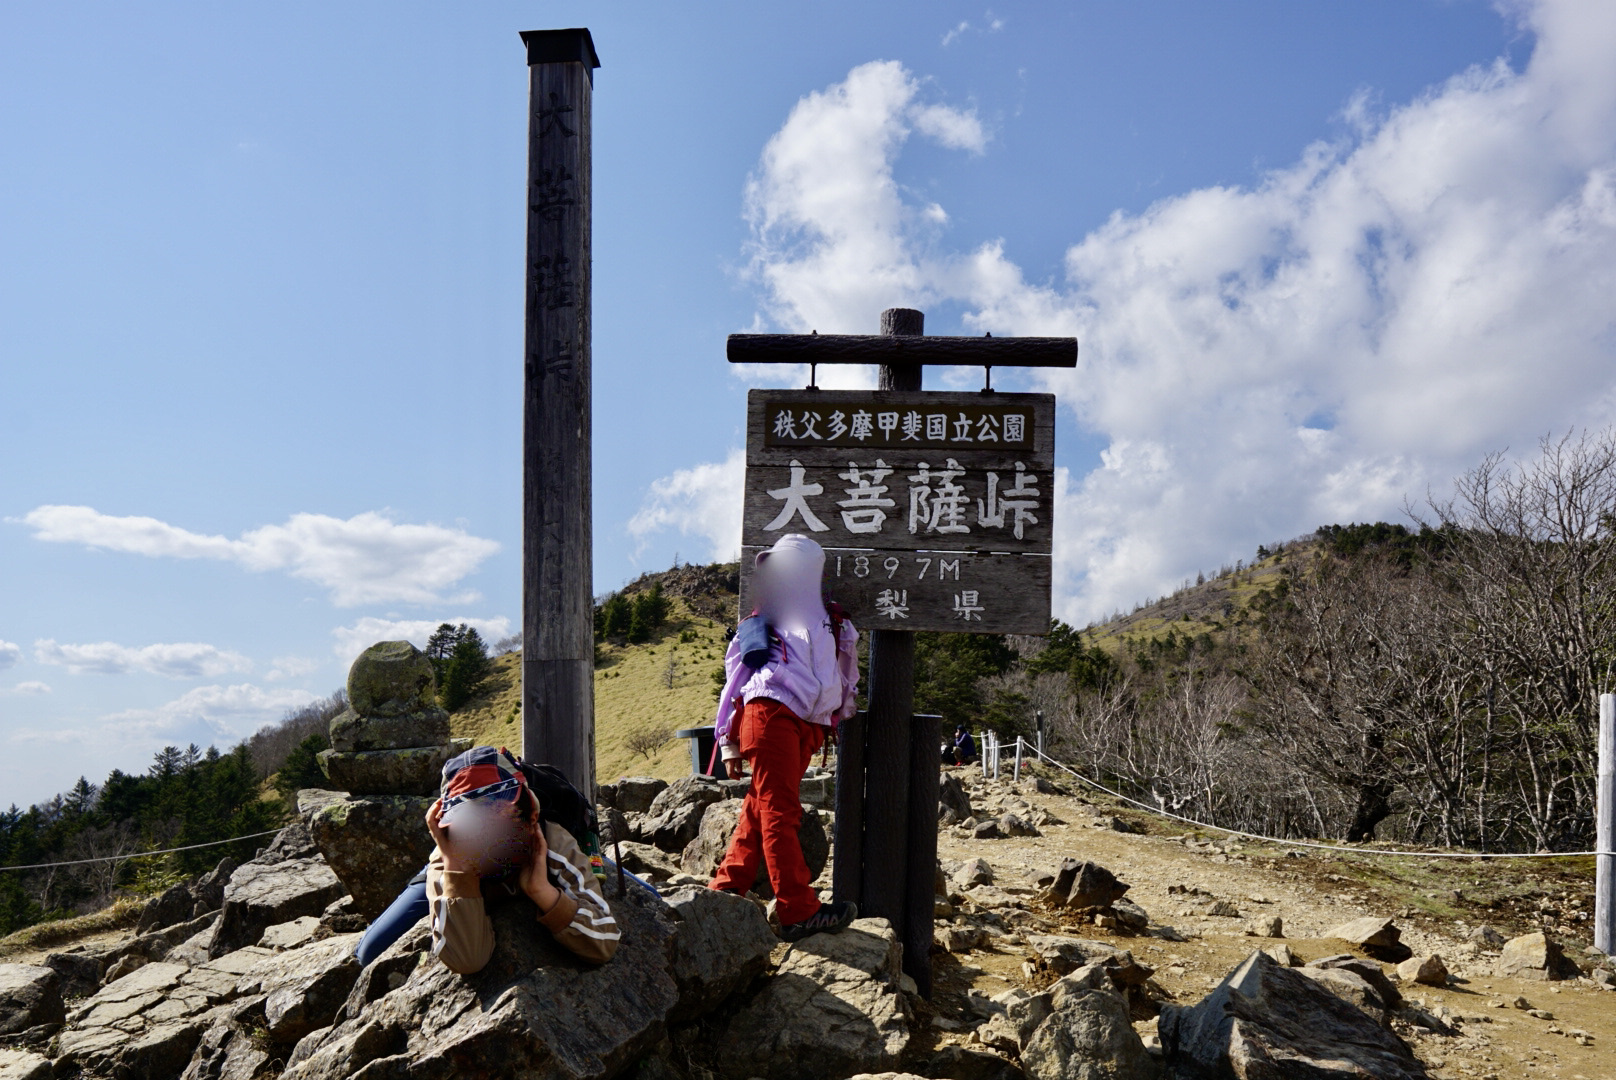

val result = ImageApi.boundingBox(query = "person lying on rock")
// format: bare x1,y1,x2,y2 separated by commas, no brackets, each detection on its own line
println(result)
354,745,619,971
710,533,859,942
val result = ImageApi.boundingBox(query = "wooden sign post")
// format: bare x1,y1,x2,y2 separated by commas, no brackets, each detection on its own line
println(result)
729,310,1076,994
520,29,600,798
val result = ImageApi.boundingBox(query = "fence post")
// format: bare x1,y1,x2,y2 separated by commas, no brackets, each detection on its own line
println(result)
1013,736,1023,783
1035,710,1044,758
979,731,987,778
1598,694,1615,956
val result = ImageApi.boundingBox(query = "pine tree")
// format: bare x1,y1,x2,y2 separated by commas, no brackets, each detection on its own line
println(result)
426,623,462,681
440,628,491,711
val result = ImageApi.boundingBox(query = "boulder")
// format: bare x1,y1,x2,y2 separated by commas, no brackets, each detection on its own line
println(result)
1261,944,1300,967
1304,954,1403,1010
973,820,1002,840
252,821,320,864
718,919,910,1080
1297,967,1396,1021
260,917,322,952
641,776,725,853
190,858,238,918
615,841,683,882
209,857,346,958
914,1046,1025,1080
1047,860,1129,911
0,965,63,1036
977,987,1051,1053
955,858,994,889
180,1020,273,1080
0,1049,51,1080
235,935,363,1047
1496,932,1579,981
999,813,1040,838
329,707,450,753
1244,915,1283,938
346,641,436,718
1161,951,1426,1080
1325,916,1412,962
319,896,369,935
1104,899,1149,934
317,742,466,797
1396,954,1448,987
613,777,670,815
1467,925,1506,948
659,886,778,1020
1026,935,1124,977
281,884,678,1080
939,773,973,822
678,800,828,896
140,883,199,935
300,789,436,919
43,952,105,999
1019,976,1157,1080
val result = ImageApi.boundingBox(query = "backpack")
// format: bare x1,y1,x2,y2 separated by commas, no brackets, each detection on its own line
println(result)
513,757,604,880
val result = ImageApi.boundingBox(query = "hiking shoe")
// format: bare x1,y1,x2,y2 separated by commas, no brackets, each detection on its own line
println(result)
781,901,858,942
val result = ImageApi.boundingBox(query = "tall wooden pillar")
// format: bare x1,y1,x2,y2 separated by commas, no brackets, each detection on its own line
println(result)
520,29,600,798
859,308,923,965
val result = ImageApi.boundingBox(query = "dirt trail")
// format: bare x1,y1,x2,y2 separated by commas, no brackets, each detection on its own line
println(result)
924,769,1614,1080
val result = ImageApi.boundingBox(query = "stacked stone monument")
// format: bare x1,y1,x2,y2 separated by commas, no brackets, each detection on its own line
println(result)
299,641,470,918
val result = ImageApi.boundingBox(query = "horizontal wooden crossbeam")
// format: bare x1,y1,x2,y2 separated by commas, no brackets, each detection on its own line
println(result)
727,333,1077,368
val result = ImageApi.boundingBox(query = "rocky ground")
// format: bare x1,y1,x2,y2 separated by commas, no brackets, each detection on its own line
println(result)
916,767,1614,1080
1,758,1611,1080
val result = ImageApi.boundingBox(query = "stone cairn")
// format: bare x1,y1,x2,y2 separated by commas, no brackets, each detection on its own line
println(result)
318,640,466,795
300,641,470,919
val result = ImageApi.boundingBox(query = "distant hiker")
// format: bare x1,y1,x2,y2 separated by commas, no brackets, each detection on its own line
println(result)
710,534,860,942
952,725,977,765
354,746,618,971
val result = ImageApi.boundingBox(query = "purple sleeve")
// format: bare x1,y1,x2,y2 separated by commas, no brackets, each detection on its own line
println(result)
836,619,860,721
713,636,752,745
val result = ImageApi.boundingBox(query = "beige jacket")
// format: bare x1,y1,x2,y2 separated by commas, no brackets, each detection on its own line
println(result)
426,821,619,973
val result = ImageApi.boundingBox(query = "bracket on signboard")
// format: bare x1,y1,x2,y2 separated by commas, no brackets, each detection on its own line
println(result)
982,365,993,393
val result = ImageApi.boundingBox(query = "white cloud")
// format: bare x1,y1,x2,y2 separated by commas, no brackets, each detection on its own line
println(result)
627,449,745,563
34,639,253,678
330,616,513,665
15,683,318,745
264,655,321,682
664,0,1616,625
942,13,1004,47
740,59,988,384
0,640,19,672
15,506,499,607
3,681,51,695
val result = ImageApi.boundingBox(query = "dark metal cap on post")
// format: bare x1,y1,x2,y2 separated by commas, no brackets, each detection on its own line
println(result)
520,28,601,74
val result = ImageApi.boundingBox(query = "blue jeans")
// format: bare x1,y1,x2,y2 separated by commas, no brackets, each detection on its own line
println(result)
355,869,429,967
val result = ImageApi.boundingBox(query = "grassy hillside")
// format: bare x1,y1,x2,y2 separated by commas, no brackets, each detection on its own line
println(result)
450,572,739,786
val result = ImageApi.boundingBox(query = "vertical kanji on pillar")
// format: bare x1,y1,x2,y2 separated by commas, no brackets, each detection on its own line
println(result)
520,29,599,799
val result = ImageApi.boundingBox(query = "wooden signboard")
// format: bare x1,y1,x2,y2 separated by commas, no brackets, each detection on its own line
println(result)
741,389,1055,634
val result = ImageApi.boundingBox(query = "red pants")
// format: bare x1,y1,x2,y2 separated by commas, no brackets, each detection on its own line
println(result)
710,699,825,925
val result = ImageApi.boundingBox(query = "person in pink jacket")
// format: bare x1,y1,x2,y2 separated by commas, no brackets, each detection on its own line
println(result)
710,534,860,941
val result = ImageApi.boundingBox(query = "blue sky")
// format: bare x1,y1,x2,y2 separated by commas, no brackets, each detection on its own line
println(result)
5,1,1615,807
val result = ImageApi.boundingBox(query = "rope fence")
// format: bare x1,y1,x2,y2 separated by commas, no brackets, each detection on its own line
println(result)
0,829,283,873
995,734,1610,861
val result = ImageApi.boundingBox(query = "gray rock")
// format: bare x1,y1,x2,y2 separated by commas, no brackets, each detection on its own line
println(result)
102,954,149,985
1161,951,1426,1080
0,965,63,1036
1048,860,1129,910
1466,925,1506,948
615,841,683,881
328,707,450,753
659,886,778,1020
914,1046,1025,1080
260,917,322,952
318,896,368,935
1026,935,1124,977
799,774,833,809
973,820,1003,840
1297,967,1396,1021
1305,953,1403,1010
180,1020,274,1080
1497,932,1579,981
251,822,320,864
140,882,199,935
955,858,994,889
718,918,910,1080
191,858,238,918
678,799,828,897
613,777,669,815
1244,915,1283,938
939,773,973,821
641,776,725,853
317,742,466,797
1020,978,1157,1080
0,1049,52,1080
1326,916,1411,962
999,813,1040,838
235,936,363,1047
209,857,346,958
1396,954,1448,986
281,884,678,1080
1106,899,1149,934
43,952,104,999
346,641,436,718
300,789,435,919
978,987,1051,1053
